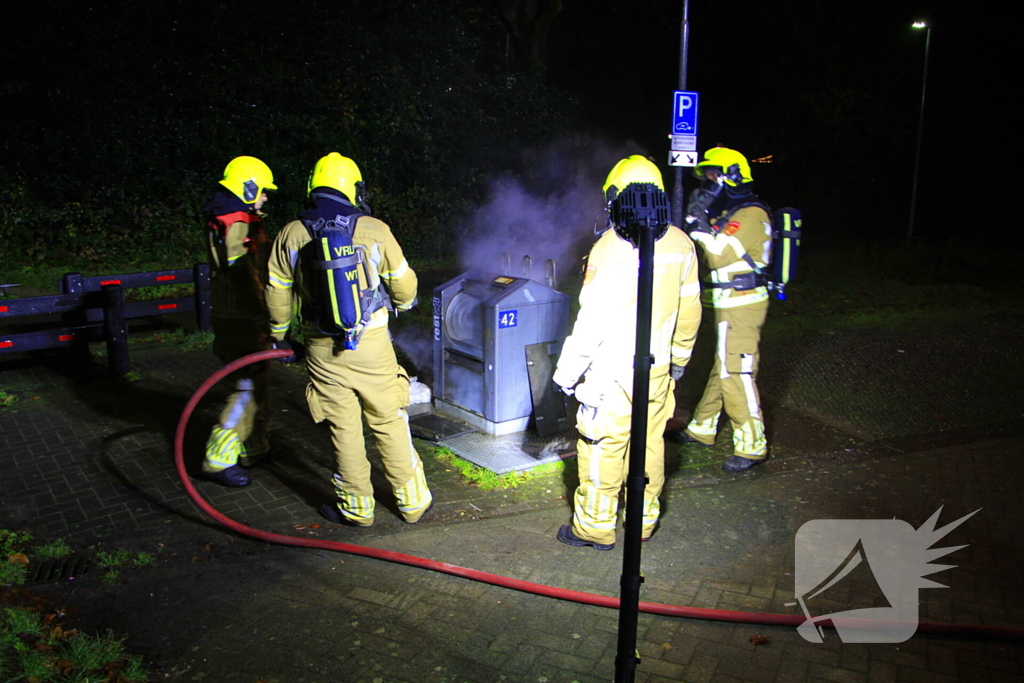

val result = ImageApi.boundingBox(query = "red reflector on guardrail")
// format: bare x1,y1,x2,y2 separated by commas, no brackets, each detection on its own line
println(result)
100,280,122,286
157,304,178,310
156,275,176,281
0,341,13,348
0,306,7,312
58,334,75,341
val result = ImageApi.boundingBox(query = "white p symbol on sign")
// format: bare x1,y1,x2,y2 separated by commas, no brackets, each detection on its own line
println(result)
677,95,693,116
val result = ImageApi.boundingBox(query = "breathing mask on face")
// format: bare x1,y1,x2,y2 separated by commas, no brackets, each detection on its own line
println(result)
684,171,727,234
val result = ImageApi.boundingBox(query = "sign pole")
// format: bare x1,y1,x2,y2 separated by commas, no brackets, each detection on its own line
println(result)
671,0,692,226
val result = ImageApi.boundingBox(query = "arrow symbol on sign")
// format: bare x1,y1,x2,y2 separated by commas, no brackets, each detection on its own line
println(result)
671,153,681,164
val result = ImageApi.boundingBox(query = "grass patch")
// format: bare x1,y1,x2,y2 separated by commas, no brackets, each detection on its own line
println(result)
0,530,33,557
1,531,155,588
117,327,213,352
34,539,73,562
433,446,565,491
178,330,214,351
0,562,28,587
95,548,155,582
0,389,15,408
1,530,33,587
762,244,1023,341
0,606,149,682
1,530,72,587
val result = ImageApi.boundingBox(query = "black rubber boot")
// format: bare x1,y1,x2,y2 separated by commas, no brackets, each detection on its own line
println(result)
203,465,251,488
721,455,763,473
240,447,283,468
556,524,614,550
403,499,435,524
664,429,713,448
318,502,372,528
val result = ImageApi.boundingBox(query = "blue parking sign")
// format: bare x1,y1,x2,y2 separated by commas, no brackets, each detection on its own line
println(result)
672,91,699,136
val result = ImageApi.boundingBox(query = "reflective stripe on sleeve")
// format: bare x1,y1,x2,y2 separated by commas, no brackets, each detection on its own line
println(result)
268,272,293,289
680,281,701,297
379,259,409,280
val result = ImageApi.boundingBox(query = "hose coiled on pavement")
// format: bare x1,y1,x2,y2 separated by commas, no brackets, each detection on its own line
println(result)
173,349,1023,641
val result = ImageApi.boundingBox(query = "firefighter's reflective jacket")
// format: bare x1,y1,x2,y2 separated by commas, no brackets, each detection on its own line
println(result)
553,223,702,396
203,189,271,324
265,198,417,343
691,204,772,309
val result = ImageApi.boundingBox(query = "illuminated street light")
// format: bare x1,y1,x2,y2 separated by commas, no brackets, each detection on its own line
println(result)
908,21,931,244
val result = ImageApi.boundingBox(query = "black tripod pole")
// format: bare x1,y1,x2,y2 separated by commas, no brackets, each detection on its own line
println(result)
614,221,657,683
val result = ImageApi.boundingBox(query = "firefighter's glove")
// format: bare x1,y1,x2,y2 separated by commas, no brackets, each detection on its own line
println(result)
551,366,579,396
685,187,716,235
670,364,686,382
685,214,715,235
554,380,575,397
272,338,304,365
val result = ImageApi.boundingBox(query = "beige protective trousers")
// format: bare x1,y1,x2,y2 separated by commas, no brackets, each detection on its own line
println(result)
572,372,674,546
304,325,432,526
203,318,271,473
686,301,767,459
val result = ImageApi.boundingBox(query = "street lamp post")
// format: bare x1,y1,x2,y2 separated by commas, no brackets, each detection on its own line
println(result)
908,21,931,244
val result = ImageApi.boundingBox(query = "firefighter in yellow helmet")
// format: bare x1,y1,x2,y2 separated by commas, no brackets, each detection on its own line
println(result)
265,152,432,526
201,156,279,487
665,147,772,473
552,155,702,549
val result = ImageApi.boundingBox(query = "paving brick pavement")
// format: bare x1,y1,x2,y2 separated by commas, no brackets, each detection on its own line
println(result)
0,320,1022,682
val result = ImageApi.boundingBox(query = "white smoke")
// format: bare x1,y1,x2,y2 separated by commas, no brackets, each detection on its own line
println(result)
396,137,656,386
458,137,652,286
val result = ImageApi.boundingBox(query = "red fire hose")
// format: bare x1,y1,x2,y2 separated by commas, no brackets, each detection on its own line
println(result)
174,349,1023,641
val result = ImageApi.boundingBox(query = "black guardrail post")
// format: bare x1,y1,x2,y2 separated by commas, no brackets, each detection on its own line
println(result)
60,273,91,362
194,263,212,332
102,284,130,376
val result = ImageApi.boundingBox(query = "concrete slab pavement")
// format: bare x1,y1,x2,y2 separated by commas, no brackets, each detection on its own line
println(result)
0,317,1022,682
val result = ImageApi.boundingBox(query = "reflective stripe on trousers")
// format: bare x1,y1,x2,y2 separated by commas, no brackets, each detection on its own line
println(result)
571,373,673,545
688,303,767,458
204,426,243,471
332,473,375,526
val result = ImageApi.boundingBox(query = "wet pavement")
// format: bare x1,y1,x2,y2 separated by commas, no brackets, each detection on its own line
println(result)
0,311,1022,682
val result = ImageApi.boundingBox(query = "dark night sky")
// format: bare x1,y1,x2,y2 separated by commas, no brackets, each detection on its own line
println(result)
545,0,998,243
5,1,1003,246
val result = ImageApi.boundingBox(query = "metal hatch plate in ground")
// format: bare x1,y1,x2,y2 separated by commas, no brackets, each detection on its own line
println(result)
438,427,577,475
408,412,477,442
409,410,578,475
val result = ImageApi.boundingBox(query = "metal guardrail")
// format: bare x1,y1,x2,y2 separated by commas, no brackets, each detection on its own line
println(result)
0,264,211,375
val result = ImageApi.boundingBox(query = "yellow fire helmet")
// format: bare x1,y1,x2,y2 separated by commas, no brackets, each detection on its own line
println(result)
308,152,364,204
694,147,752,186
602,155,664,204
219,156,277,204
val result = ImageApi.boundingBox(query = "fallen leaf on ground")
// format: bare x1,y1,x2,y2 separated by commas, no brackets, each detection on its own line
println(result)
749,635,770,647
